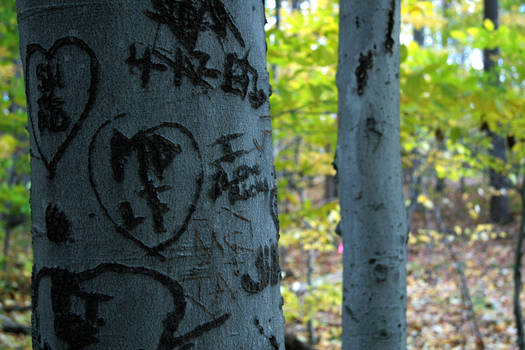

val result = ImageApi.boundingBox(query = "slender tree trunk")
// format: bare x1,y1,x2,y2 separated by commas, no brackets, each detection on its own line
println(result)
276,0,282,28
483,0,512,224
514,182,525,350
336,0,407,349
17,1,284,349
413,28,424,47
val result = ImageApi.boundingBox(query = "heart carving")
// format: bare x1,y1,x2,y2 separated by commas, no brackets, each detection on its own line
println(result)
25,37,99,179
88,119,204,261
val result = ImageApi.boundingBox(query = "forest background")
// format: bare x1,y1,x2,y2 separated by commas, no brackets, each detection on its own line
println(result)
1,0,525,349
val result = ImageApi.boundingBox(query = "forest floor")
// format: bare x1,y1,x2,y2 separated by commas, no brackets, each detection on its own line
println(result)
0,215,524,349
283,235,521,350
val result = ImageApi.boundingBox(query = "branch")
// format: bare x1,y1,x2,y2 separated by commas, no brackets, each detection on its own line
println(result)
0,315,30,335
433,205,485,349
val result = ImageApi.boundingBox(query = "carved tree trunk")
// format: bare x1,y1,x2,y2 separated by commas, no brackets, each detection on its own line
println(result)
336,0,407,349
16,1,284,349
483,0,512,224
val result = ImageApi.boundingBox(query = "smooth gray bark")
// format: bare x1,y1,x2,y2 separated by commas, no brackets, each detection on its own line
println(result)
336,0,407,349
17,1,284,349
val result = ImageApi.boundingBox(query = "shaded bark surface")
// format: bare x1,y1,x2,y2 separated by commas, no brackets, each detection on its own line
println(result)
336,0,407,349
17,1,284,349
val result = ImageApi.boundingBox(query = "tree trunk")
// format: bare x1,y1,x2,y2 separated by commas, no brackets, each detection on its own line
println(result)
16,1,284,349
413,28,424,47
483,0,512,224
513,182,525,350
336,0,407,349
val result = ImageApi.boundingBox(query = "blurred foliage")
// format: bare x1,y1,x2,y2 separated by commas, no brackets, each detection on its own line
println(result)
267,0,525,349
0,0,29,221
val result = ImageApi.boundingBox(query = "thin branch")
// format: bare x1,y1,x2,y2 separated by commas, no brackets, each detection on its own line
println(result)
433,205,485,349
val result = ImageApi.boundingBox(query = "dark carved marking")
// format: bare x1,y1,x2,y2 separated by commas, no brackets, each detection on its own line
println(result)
385,0,395,54
366,117,383,152
36,62,70,133
220,206,254,240
218,272,236,299
374,263,388,282
254,129,272,152
144,0,245,52
269,335,280,350
125,44,167,88
192,50,221,80
209,134,269,204
241,243,280,294
88,121,165,260
25,37,99,179
270,186,280,241
152,48,214,89
165,313,230,349
119,201,146,230
270,244,280,286
128,1,265,109
111,129,182,184
254,317,280,349
345,305,360,323
221,52,267,109
89,120,204,258
33,264,229,350
210,133,249,163
45,204,71,243
254,317,265,335
355,50,373,96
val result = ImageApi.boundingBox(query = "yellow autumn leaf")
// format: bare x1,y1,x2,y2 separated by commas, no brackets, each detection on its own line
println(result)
467,27,479,37
484,18,495,31
417,193,433,209
0,64,15,79
0,134,17,158
418,234,431,244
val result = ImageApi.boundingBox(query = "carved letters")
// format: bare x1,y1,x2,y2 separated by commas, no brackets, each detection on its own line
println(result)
209,133,269,204
89,119,204,259
29,2,279,347
25,37,99,178
241,243,280,294
32,264,230,349
126,0,267,109
45,204,71,244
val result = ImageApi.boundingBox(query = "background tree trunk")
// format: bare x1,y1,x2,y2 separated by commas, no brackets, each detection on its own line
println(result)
483,0,512,224
16,1,284,349
336,0,407,349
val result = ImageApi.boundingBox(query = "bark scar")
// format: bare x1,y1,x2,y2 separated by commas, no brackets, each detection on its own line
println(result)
355,51,373,96
385,0,396,54
344,305,360,323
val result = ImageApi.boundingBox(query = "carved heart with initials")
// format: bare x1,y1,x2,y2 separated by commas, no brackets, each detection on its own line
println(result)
25,37,99,178
88,120,204,260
